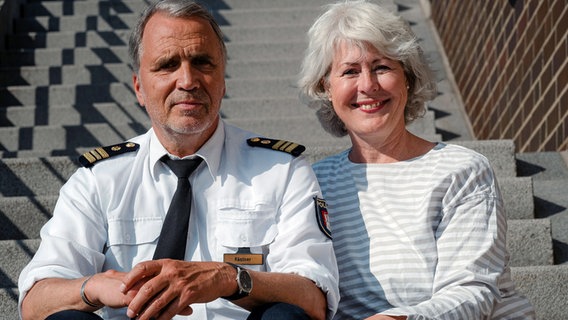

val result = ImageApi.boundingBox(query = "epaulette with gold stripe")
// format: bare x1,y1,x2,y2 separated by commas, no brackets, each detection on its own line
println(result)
246,137,305,157
78,142,140,168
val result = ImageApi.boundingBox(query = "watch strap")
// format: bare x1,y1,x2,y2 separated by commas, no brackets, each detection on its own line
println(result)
222,263,250,301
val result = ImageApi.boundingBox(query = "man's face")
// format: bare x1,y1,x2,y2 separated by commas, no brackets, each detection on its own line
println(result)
133,13,226,143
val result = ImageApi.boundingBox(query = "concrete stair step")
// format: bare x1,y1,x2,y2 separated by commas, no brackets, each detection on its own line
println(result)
0,196,56,240
20,0,338,18
2,94,310,127
0,288,19,318
0,239,40,288
14,8,322,33
6,24,311,50
0,77,304,106
1,102,149,127
498,177,534,220
0,149,87,159
6,30,130,50
0,63,133,86
0,122,151,153
0,42,307,67
507,219,553,266
453,140,517,178
0,46,131,67
516,152,568,265
0,157,78,197
511,264,568,319
0,82,135,106
0,59,302,86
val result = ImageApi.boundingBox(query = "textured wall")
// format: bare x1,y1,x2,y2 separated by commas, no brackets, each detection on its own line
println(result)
431,0,567,152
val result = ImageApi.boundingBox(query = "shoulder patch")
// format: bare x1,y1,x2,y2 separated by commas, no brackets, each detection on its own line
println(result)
78,142,140,168
246,137,305,157
314,197,331,239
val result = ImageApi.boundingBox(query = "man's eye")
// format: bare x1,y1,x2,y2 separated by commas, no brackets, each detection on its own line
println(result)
193,57,214,68
159,61,178,70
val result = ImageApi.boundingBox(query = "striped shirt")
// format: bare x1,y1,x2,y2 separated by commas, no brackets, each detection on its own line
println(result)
313,143,535,320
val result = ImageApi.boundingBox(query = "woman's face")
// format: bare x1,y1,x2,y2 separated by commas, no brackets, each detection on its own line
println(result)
326,41,408,141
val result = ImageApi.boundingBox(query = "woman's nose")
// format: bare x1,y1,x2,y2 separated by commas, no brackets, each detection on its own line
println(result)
359,71,379,93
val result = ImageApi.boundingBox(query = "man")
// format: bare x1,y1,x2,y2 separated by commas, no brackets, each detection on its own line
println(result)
17,1,339,319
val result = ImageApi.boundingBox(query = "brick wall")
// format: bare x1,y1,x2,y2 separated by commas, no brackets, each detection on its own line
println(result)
430,0,567,152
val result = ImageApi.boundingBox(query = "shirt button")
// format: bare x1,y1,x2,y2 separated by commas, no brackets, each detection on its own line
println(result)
240,234,247,242
125,233,131,241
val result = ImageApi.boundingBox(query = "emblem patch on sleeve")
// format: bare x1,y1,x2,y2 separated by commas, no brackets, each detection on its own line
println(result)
314,197,331,239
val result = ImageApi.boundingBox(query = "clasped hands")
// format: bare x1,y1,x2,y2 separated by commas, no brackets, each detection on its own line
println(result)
88,260,236,320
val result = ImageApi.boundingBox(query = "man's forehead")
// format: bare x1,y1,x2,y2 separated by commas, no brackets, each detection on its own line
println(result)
141,13,221,54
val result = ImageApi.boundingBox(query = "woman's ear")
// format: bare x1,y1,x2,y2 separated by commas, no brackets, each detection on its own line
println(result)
319,78,332,101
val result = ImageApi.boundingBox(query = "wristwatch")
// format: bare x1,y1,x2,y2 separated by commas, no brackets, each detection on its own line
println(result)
223,263,253,300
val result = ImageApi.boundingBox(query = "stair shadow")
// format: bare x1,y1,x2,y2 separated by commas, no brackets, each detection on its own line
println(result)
0,67,29,86
63,122,149,149
0,196,52,240
0,211,26,240
0,240,37,288
0,89,21,107
516,158,546,176
429,105,461,141
0,270,17,294
0,108,14,126
553,239,568,264
534,197,566,219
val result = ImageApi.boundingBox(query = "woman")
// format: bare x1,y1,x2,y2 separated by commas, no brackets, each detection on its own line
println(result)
298,1,535,319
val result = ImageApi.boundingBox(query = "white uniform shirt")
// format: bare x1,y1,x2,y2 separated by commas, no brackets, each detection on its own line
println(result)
19,120,339,319
314,143,535,320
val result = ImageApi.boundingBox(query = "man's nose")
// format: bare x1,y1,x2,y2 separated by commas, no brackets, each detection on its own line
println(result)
177,63,199,91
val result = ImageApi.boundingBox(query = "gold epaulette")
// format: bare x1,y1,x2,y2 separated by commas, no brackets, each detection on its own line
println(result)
246,137,305,157
78,142,140,168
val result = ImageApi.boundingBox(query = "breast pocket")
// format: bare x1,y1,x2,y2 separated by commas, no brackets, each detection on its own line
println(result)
215,203,278,270
105,218,163,268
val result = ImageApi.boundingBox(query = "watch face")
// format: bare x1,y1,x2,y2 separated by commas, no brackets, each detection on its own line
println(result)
239,269,253,293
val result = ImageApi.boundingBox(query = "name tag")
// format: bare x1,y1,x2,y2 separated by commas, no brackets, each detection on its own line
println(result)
223,247,264,265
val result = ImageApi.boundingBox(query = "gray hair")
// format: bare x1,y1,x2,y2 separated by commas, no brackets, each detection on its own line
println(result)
129,0,227,73
298,0,437,137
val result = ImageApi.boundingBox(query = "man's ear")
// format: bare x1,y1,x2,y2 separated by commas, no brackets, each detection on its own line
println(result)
133,73,145,107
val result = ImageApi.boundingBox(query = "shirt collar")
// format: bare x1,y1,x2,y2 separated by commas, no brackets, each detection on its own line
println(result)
149,120,225,180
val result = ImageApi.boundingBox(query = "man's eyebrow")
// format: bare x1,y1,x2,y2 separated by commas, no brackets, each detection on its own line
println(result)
191,53,217,62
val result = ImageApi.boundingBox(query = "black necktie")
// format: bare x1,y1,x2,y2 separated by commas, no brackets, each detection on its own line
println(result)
153,156,203,260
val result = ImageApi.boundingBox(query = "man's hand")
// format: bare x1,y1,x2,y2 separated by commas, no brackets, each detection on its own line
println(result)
121,260,235,320
21,270,134,320
85,270,133,308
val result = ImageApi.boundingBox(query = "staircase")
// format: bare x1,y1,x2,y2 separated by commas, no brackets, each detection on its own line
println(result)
1,0,567,319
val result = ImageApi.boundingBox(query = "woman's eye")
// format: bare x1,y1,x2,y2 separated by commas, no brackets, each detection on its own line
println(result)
342,69,358,76
374,65,391,72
